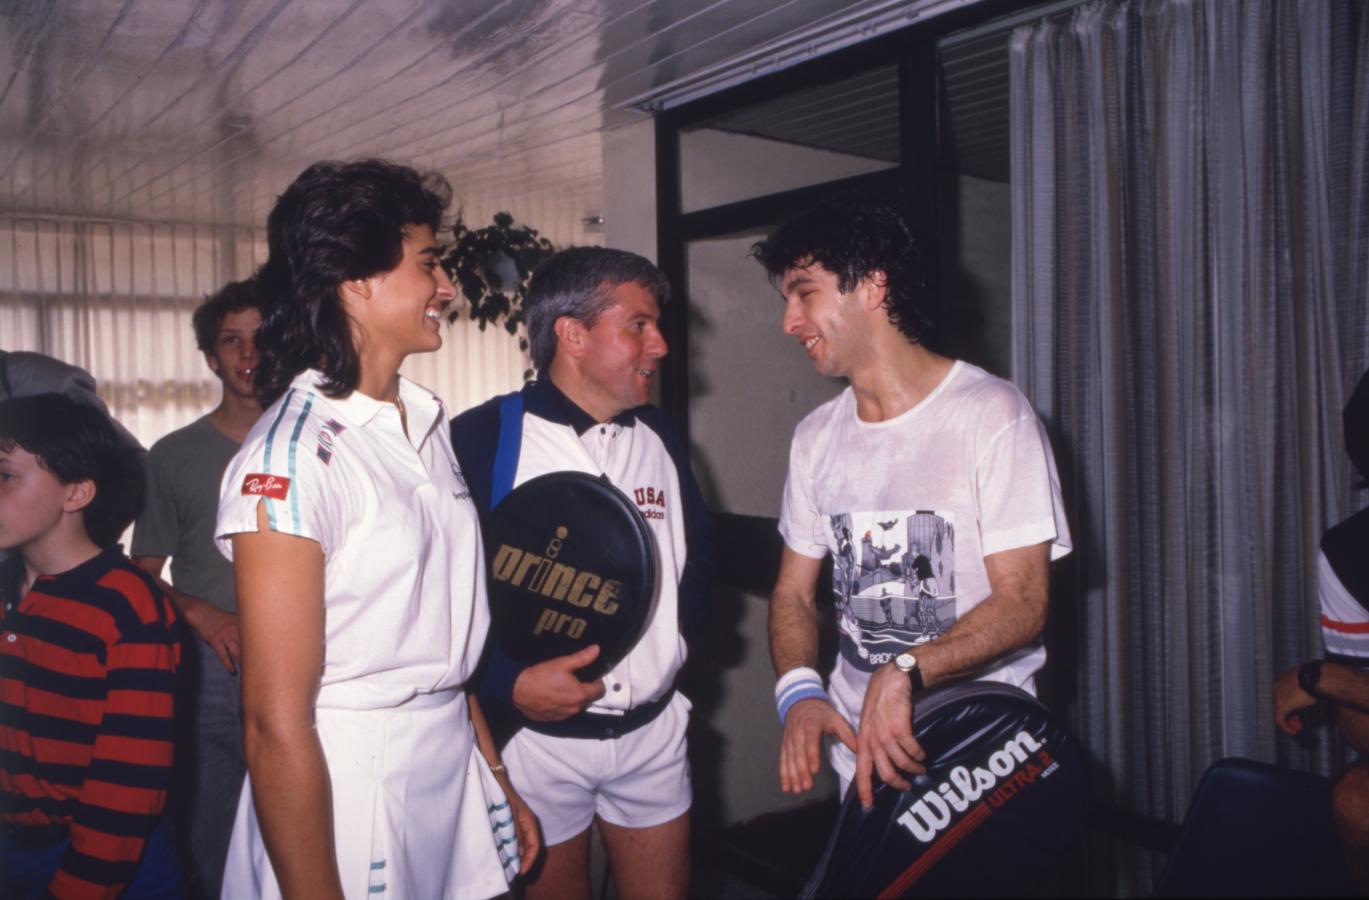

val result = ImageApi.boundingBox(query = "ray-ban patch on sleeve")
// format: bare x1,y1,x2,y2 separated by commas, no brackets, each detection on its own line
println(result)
241,473,291,500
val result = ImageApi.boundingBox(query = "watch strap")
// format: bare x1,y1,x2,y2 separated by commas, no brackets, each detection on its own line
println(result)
1298,659,1324,698
897,653,925,694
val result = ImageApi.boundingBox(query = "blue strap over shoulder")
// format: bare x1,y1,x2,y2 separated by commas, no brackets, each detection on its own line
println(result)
491,391,523,508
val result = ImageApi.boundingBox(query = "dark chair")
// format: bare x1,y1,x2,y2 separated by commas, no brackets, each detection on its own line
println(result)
1154,757,1353,897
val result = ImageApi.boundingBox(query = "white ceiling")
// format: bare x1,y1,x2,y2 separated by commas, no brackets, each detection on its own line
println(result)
0,0,976,230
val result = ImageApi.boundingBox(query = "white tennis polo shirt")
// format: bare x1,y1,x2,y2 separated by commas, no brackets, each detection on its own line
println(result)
216,369,490,711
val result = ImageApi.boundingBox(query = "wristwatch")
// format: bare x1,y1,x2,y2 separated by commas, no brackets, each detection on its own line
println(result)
1298,659,1325,699
895,651,925,693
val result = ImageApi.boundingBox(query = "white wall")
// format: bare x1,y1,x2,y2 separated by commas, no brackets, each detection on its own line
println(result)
679,129,861,520
681,128,892,213
602,122,658,260
686,230,845,517
941,173,1013,378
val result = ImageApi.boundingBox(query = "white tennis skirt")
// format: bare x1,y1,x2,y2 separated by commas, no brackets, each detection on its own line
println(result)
221,689,518,899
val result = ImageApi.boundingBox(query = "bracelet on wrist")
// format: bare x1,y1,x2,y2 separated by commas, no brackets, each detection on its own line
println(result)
487,762,508,776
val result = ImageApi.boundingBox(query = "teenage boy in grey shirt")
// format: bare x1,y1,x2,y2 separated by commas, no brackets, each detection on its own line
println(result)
132,279,262,899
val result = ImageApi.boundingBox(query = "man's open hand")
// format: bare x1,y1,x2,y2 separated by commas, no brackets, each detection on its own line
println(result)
780,697,858,795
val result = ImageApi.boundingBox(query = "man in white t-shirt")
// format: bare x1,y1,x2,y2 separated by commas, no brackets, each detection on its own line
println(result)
751,194,1072,810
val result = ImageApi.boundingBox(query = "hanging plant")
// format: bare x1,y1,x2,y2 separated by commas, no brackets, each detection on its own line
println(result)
441,211,556,360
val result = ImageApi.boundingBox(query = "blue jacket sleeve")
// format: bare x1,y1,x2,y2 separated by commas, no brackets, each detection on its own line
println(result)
451,395,528,708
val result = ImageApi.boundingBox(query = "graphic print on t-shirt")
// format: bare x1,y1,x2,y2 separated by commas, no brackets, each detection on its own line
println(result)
829,510,956,671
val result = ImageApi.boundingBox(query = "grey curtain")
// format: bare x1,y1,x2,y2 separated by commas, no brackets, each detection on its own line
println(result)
1009,0,1369,892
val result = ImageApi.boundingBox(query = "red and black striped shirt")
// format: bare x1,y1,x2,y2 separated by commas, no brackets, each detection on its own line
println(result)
1,547,180,900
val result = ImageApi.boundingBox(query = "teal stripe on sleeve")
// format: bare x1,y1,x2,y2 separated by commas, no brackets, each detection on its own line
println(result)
286,395,314,533
260,389,297,531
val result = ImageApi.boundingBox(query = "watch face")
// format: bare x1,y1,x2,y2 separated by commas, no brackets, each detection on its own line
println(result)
1299,660,1322,695
895,652,917,671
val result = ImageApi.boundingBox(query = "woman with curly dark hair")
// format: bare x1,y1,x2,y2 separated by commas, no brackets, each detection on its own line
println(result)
214,159,537,899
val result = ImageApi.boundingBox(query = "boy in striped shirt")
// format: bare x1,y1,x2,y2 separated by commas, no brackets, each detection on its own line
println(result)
0,394,181,899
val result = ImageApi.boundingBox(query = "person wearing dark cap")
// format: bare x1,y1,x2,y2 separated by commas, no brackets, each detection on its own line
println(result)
1274,368,1369,891
0,351,143,570
0,350,142,452
0,350,109,407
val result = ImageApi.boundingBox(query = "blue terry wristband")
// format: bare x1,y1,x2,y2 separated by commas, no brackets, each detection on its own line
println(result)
776,667,829,725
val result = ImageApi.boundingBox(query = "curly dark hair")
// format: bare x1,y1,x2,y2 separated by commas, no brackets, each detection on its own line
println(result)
0,394,146,548
192,278,261,354
750,193,940,346
252,159,453,406
524,247,671,372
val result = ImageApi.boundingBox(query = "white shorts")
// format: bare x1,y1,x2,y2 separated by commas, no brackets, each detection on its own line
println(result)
502,692,692,846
